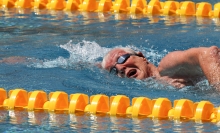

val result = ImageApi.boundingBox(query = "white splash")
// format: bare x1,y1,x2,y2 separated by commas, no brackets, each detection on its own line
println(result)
30,40,111,68
60,40,110,62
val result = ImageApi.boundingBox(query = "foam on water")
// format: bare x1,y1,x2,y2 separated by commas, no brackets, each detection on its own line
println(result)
29,40,110,68
60,40,110,63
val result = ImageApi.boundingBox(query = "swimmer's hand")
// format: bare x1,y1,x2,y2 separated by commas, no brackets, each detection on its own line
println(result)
157,76,193,89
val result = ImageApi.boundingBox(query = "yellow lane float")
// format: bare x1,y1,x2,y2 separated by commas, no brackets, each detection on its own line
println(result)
1,88,220,123
0,0,219,18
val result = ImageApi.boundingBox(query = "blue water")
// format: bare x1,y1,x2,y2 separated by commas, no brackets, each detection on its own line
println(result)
1,1,220,132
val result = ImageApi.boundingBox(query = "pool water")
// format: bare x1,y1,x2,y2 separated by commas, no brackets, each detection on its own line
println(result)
1,0,220,132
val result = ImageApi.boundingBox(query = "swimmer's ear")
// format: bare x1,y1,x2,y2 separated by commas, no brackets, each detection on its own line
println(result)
136,52,145,58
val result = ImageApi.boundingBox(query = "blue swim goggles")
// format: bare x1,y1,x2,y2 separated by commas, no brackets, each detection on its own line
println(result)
109,53,136,76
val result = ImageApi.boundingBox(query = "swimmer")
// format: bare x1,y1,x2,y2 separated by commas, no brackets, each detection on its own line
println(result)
102,46,220,90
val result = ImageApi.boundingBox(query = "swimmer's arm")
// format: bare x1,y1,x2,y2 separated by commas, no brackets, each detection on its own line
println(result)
0,56,37,65
0,56,40,65
158,47,201,77
0,56,27,64
158,46,220,90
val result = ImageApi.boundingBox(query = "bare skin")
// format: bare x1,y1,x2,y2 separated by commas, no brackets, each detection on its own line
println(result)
0,56,40,65
0,56,27,64
103,46,220,90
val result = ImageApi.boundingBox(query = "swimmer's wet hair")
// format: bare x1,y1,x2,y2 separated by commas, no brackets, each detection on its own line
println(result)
101,47,137,69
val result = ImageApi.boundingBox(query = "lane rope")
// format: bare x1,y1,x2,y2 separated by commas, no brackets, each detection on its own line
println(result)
0,88,220,123
0,0,220,18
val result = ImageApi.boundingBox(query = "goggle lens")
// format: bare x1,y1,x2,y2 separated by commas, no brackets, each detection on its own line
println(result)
109,54,132,75
117,54,131,64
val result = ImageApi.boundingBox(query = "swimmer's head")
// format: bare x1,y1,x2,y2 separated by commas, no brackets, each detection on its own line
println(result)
102,47,154,79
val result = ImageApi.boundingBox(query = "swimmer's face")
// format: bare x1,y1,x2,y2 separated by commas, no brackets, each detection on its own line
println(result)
104,49,151,79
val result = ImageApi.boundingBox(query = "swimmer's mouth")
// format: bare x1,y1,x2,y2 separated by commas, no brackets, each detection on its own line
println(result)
127,69,137,78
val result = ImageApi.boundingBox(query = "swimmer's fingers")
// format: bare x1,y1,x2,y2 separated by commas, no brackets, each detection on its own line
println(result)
173,78,188,83
169,78,193,88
